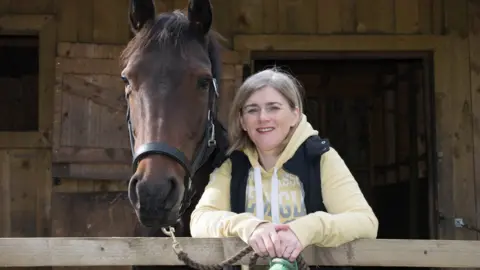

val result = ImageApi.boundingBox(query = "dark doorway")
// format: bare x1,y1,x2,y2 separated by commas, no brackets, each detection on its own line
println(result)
253,54,437,270
0,35,39,132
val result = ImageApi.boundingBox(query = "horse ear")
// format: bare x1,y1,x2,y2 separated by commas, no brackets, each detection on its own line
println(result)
128,0,156,33
187,0,212,35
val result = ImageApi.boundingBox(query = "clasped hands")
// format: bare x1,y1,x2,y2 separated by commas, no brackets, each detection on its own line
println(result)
248,222,303,262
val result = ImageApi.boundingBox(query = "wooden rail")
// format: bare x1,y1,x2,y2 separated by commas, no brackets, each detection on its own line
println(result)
0,237,479,268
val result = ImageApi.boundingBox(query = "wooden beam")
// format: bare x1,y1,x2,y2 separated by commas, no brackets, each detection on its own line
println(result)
0,15,54,34
0,237,479,267
52,147,131,163
0,132,50,148
234,35,446,52
52,163,131,181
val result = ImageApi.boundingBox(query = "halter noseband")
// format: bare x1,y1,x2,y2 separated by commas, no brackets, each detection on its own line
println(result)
125,78,220,218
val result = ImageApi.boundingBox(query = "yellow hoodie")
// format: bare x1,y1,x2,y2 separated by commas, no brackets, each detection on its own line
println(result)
190,114,378,265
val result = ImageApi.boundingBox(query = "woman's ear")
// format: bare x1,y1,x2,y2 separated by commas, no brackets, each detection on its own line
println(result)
239,116,247,131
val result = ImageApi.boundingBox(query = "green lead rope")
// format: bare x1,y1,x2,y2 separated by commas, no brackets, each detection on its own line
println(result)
269,258,298,270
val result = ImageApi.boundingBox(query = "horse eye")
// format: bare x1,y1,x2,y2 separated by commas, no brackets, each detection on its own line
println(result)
197,78,210,90
121,76,130,86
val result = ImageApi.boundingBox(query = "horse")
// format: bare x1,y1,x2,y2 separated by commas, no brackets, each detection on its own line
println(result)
119,0,229,268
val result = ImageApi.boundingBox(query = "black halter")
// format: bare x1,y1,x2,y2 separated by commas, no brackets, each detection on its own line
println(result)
125,77,220,218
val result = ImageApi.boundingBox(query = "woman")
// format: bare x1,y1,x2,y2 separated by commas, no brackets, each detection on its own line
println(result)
190,68,378,267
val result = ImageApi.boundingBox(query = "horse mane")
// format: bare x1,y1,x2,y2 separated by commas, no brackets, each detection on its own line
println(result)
120,9,224,80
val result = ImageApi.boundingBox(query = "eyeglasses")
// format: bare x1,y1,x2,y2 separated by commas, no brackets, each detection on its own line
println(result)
241,103,285,116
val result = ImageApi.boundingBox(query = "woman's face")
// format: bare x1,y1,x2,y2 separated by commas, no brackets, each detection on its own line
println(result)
240,86,299,155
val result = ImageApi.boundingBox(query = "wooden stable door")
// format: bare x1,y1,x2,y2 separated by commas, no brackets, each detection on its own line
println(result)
0,15,55,243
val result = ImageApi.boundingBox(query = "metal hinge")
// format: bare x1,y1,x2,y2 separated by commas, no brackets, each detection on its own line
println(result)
439,213,480,234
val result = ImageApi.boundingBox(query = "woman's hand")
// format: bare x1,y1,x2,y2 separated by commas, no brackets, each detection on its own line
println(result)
275,224,303,262
248,222,284,258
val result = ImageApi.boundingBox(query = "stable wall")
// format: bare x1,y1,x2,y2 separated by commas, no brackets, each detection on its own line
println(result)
0,0,478,257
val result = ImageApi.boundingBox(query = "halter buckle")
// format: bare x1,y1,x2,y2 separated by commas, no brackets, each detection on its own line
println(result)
207,119,216,147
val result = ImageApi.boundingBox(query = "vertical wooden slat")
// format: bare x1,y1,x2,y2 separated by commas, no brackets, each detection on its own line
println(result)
395,0,420,33
340,0,356,33
210,0,233,46
36,150,52,237
432,0,445,34
262,0,278,34
418,0,433,34
0,0,10,14
93,0,130,44
38,17,56,137
434,38,454,241
9,150,40,237
356,0,395,33
468,0,480,240
77,0,94,42
8,0,54,14
56,0,78,42
278,0,317,34
0,150,11,237
317,0,343,33
444,0,476,242
231,0,264,34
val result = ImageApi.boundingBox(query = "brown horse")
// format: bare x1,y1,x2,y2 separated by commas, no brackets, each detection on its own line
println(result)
120,0,228,268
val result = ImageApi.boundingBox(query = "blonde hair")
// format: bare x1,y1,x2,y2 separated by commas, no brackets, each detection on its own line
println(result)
227,67,304,154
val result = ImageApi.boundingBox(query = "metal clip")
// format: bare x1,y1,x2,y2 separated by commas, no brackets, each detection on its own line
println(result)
162,226,183,253
454,218,464,228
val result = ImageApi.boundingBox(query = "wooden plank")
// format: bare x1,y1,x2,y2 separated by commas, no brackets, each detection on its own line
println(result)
0,14,53,34
395,0,421,33
8,0,54,14
52,179,126,193
38,13,56,136
93,0,130,44
0,150,52,238
0,0,10,14
0,132,50,148
1,238,480,267
262,0,278,33
59,92,129,149
57,42,124,59
468,0,480,240
432,0,445,34
56,57,120,75
444,0,477,242
76,0,94,42
355,0,395,33
0,151,10,237
234,35,446,52
56,0,78,42
231,0,263,33
278,0,317,34
52,147,131,163
317,0,343,34
433,37,455,240
418,0,433,34
52,163,131,181
51,192,135,237
62,74,126,112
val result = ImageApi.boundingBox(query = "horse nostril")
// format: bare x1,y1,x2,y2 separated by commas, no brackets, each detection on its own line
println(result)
168,176,177,194
128,174,140,208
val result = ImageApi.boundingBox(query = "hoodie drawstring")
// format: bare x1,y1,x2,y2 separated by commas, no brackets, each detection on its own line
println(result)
253,167,280,224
